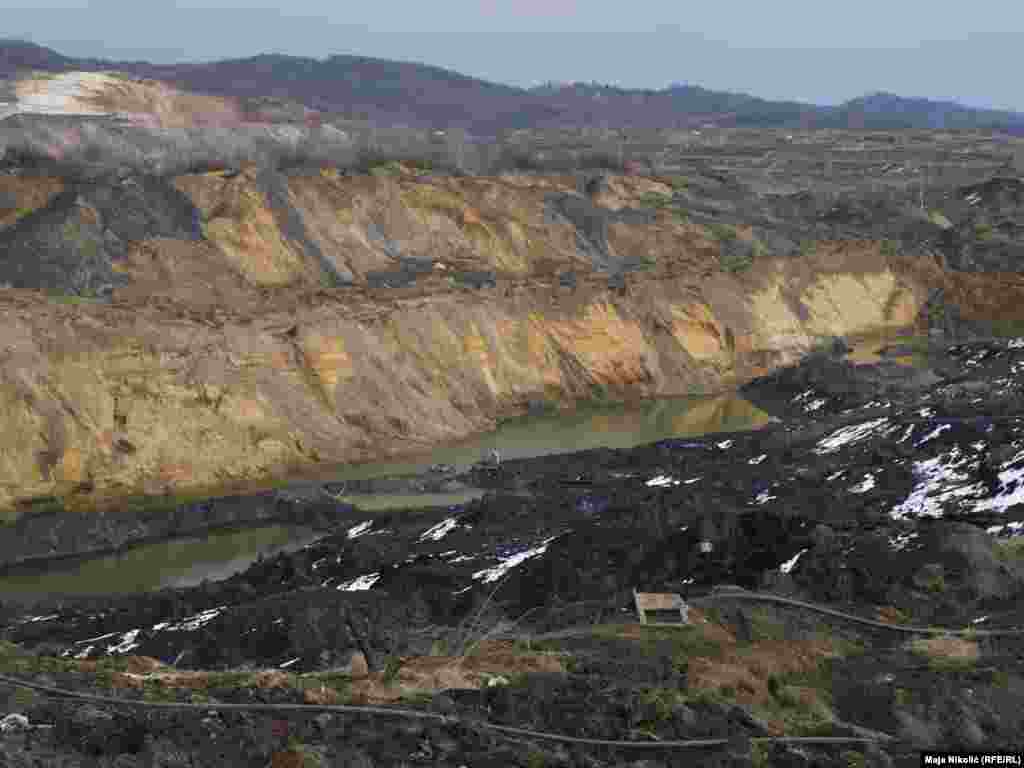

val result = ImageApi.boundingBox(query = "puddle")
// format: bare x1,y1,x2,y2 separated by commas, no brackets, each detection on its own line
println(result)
0,525,323,603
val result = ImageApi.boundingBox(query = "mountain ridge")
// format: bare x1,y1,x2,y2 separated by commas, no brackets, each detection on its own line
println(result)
2,38,1023,133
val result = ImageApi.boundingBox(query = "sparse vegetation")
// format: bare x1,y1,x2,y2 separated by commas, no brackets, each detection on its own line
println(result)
707,222,738,242
996,537,1024,561
719,249,754,274
880,239,900,256
924,573,947,594
908,635,979,672
974,222,995,241
746,608,787,642
638,686,688,723
368,160,404,177
382,655,405,685
638,190,673,208
989,318,1024,338
48,293,103,305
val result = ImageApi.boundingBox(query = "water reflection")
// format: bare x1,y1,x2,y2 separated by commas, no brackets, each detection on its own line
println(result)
0,525,321,602
307,393,772,482
0,392,772,600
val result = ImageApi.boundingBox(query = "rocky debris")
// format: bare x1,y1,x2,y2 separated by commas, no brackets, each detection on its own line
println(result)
0,713,30,734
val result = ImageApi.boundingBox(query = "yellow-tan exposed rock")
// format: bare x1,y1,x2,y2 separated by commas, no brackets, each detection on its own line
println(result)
0,176,64,231
0,171,1013,512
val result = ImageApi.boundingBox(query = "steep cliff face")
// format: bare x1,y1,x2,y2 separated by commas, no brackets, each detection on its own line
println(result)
0,168,1016,512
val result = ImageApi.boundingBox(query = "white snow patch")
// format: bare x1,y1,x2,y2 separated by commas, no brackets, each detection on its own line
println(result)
279,658,300,668
805,398,827,412
337,573,381,591
814,417,890,455
683,476,702,485
472,536,558,584
827,470,846,481
419,517,459,542
974,462,1024,514
755,489,777,505
779,548,808,574
915,423,951,446
889,447,985,520
748,454,767,465
1009,338,1024,349
972,616,990,625
888,532,919,551
896,425,916,444
161,606,226,632
19,614,59,624
347,521,373,539
77,631,120,644
987,521,1024,537
918,408,935,418
716,440,734,449
849,474,876,494
73,645,95,659
107,629,141,655
646,475,681,487
448,554,476,563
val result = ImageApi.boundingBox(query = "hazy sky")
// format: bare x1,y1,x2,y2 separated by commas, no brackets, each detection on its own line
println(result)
8,0,1023,111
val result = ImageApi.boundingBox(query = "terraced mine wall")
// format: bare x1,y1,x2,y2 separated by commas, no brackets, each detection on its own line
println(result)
0,166,1019,516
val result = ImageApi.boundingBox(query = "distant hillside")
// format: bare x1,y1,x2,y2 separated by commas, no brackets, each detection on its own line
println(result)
822,91,1024,131
2,39,1024,134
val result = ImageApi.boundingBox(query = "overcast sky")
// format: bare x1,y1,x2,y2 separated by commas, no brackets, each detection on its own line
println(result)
8,0,1023,111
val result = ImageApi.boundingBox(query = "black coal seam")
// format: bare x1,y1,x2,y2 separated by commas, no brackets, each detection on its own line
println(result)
254,167,351,287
